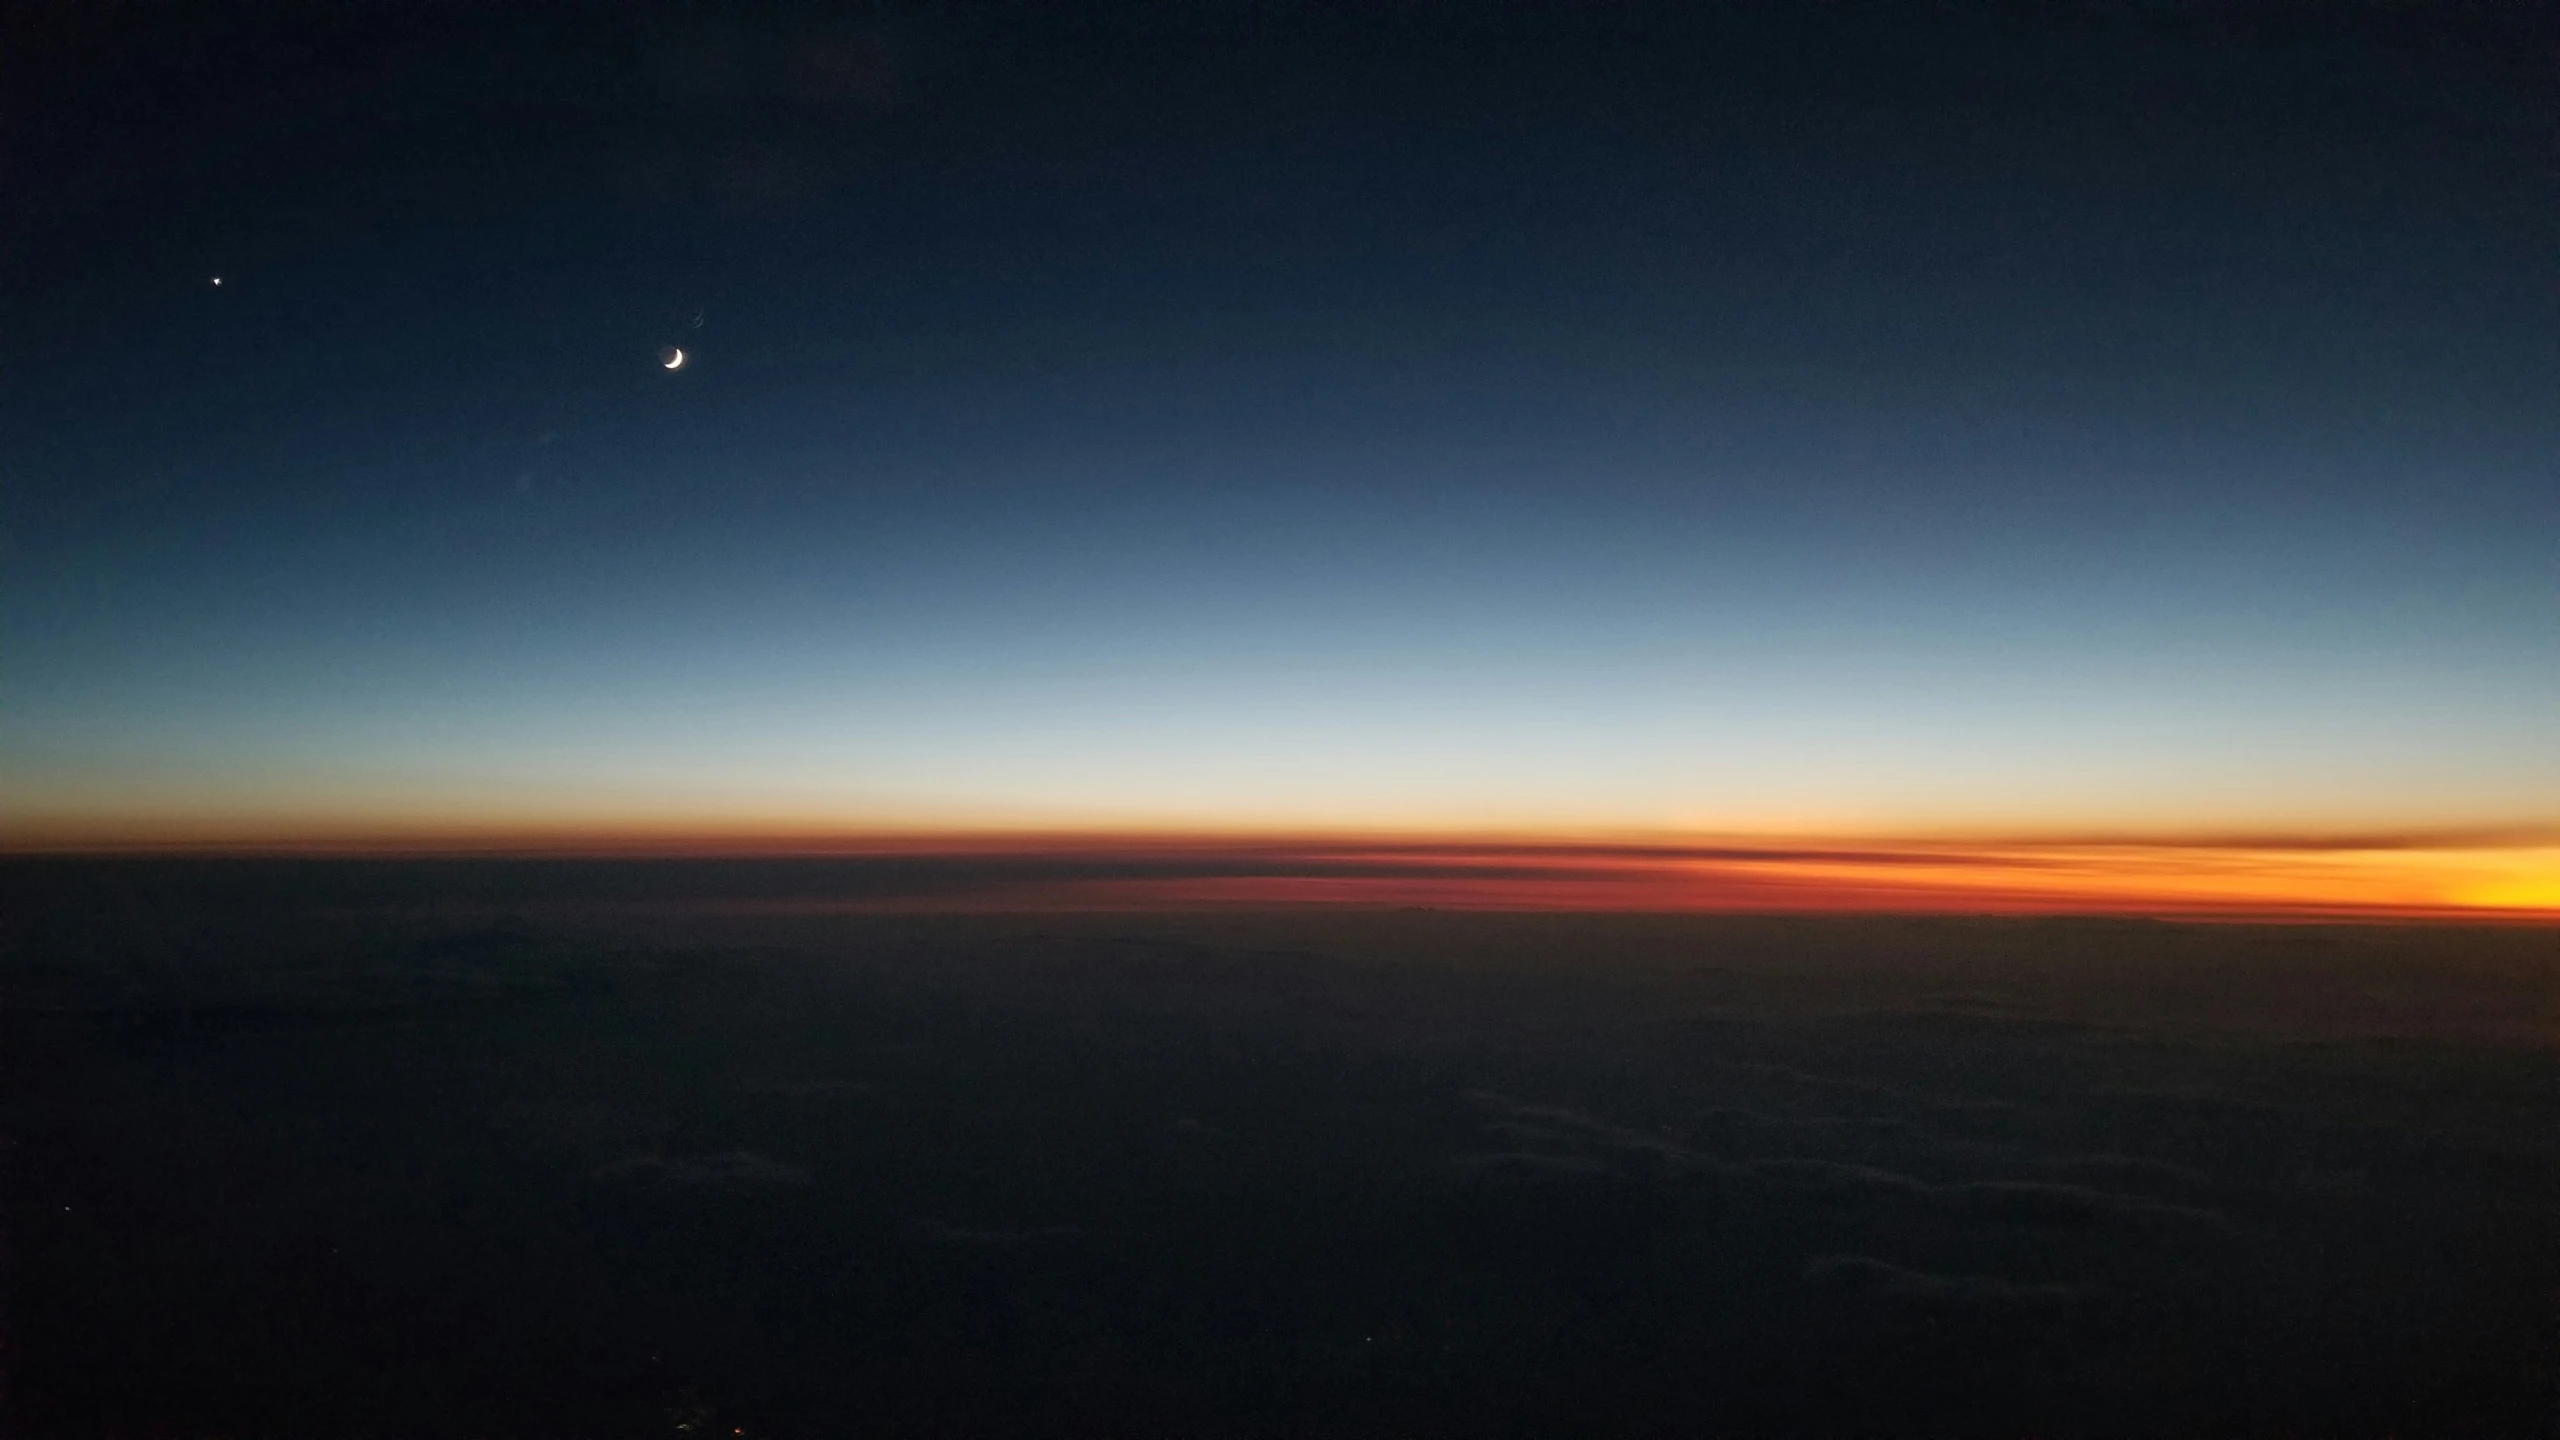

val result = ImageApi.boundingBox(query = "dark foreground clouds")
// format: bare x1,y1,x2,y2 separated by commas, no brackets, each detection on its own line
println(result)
1801,1255,2092,1315
5,902,2553,1437
595,1150,812,1196
1457,1091,2231,1231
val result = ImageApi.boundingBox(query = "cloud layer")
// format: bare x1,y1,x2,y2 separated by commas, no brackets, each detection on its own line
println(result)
10,832,2554,918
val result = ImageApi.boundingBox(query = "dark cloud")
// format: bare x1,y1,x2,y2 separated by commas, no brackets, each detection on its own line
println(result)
1465,1092,1700,1169
1464,1092,2229,1228
1449,1151,1628,1187
1737,1157,1931,1198
1802,1256,2093,1314
1691,1105,1907,1134
2096,1086,2292,1120
904,1221,1088,1251
733,1078,876,1099
1739,1159,2227,1229
595,1150,811,1194
1935,1180,2228,1230
2041,1152,2211,1191
1728,1063,2026,1115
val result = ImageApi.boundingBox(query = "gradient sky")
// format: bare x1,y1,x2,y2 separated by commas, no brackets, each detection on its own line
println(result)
4,3,2555,907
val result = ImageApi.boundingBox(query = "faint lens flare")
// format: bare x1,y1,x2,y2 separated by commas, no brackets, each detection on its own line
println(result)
660,345,686,370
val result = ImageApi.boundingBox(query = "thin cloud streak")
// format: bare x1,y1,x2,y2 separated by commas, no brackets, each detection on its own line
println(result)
6,832,2552,920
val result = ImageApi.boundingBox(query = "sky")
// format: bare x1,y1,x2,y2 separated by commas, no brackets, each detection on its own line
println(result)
4,2,2555,914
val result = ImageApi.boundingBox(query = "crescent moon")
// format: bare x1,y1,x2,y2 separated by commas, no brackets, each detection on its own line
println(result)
661,346,685,370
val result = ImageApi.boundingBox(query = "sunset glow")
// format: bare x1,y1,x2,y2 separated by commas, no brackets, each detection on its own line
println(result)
10,822,2554,921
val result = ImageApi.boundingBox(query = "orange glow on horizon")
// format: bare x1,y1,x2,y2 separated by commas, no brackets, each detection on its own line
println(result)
4,819,2556,922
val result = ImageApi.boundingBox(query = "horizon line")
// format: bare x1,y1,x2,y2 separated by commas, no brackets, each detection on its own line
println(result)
5,826,2554,923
